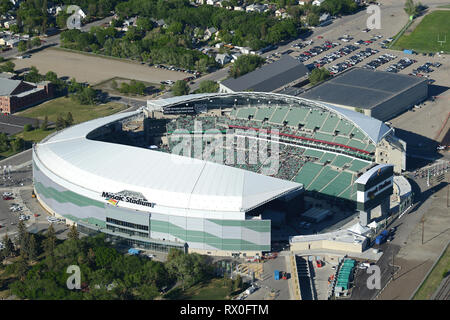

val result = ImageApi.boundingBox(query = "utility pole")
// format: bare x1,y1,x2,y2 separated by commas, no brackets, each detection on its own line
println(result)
421,216,426,245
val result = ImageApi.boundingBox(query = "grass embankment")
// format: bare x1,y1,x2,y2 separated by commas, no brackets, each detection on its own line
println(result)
0,97,127,159
392,11,450,53
413,245,450,300
164,278,238,300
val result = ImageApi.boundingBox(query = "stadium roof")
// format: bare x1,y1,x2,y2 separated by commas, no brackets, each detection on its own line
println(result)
220,55,308,92
35,112,302,214
300,68,428,110
148,92,393,144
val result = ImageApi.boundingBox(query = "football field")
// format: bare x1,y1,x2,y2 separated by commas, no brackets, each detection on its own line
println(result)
394,10,450,53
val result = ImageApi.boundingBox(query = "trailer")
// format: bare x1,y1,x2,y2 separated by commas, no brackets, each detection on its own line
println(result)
274,270,280,280
128,248,141,255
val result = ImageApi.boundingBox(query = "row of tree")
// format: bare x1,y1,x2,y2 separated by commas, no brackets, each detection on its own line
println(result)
2,226,218,299
0,133,25,154
114,79,147,95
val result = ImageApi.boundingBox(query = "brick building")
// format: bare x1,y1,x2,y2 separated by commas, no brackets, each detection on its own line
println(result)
0,78,54,114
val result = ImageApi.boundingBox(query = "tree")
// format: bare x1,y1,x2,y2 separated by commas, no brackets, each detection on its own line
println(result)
195,80,219,94
45,71,58,83
171,80,190,96
229,55,265,78
233,274,243,292
56,114,65,130
65,112,74,127
24,124,33,132
1,234,15,258
18,41,28,53
0,61,15,73
306,12,320,27
43,223,56,257
111,79,118,90
11,138,24,152
404,0,419,17
31,37,42,48
40,115,48,130
309,67,331,85
16,255,29,281
68,224,79,241
26,234,38,262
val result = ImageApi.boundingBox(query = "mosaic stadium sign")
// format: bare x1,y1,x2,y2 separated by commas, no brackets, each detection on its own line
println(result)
101,191,155,208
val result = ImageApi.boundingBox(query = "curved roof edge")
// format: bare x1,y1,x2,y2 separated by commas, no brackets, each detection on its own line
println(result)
148,92,393,144
34,110,303,213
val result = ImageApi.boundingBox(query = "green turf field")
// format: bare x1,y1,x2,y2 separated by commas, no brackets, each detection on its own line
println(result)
393,11,450,53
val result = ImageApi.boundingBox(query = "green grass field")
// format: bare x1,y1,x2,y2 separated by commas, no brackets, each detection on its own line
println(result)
0,97,127,159
393,11,450,53
164,278,236,300
413,245,450,300
16,97,127,124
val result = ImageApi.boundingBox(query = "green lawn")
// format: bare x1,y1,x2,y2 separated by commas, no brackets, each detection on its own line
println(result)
413,245,450,300
16,97,127,124
393,11,450,53
0,97,127,160
164,278,236,300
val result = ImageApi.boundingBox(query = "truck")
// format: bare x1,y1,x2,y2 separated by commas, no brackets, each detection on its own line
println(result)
128,248,141,255
403,49,413,55
274,269,280,280
375,230,389,245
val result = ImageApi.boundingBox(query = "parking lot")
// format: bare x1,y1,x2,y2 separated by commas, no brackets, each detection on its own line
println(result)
0,164,69,243
269,31,447,85
0,114,41,136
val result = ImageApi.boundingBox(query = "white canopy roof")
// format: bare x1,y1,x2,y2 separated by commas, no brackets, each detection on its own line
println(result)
36,111,302,213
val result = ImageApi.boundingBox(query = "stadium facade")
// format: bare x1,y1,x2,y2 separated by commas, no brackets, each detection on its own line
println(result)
33,92,404,257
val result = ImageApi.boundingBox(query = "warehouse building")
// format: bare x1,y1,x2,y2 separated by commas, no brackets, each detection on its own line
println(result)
300,68,428,121
219,55,309,93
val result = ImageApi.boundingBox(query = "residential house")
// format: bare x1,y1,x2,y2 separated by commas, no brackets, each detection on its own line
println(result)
299,0,313,5
4,19,17,29
245,3,267,13
206,0,220,5
6,38,20,48
275,8,291,19
215,53,232,65
204,27,218,40
312,0,325,6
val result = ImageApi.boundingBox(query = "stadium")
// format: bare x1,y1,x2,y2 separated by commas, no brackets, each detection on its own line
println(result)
32,92,406,257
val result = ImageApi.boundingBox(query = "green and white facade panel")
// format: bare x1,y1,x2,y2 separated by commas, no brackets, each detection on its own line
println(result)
32,111,299,255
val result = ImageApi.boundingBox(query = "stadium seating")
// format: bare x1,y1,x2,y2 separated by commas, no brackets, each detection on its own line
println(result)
161,103,380,204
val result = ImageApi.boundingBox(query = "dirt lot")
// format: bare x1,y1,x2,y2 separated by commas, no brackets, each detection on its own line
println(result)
12,48,187,85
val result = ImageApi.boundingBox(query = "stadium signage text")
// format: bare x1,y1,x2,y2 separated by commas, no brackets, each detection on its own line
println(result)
101,192,155,208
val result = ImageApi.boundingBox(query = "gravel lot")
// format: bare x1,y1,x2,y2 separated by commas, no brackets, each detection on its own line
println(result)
12,48,188,85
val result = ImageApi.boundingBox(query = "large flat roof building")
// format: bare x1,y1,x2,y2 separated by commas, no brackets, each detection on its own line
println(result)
219,55,309,93
299,68,428,121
